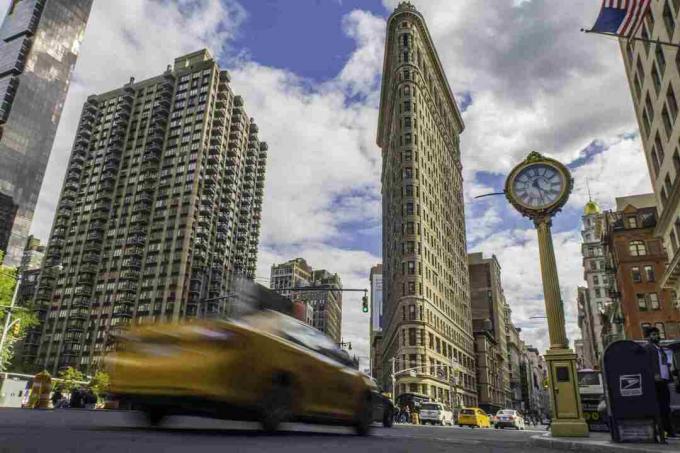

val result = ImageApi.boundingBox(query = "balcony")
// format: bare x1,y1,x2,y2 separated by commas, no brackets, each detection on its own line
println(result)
74,286,93,296
121,259,142,270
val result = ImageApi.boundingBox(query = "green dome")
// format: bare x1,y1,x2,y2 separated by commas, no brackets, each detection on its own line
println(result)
584,200,601,215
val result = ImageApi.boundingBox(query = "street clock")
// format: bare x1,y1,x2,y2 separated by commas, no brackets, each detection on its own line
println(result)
504,151,573,220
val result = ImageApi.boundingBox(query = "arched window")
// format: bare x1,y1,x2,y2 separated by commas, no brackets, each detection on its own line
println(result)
629,240,647,256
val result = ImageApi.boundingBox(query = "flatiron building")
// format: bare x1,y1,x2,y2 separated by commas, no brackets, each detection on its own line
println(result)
377,2,477,407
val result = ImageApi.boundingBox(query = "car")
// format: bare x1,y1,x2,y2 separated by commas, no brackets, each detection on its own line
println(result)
106,310,374,435
494,409,525,430
457,407,491,428
369,383,395,427
419,402,454,426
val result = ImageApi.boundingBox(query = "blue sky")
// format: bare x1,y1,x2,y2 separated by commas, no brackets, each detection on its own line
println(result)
14,0,658,364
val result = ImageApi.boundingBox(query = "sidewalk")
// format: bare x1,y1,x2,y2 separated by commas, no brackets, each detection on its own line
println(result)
530,432,680,452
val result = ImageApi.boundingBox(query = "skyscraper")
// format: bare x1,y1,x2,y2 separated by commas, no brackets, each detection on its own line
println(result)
377,2,477,407
577,200,610,368
28,49,267,374
0,0,94,266
618,4,680,309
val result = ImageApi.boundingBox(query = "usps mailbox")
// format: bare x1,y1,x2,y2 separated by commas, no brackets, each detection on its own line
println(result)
603,340,662,443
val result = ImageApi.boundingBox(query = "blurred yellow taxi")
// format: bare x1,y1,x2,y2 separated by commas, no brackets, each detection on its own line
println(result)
105,310,374,434
457,407,491,428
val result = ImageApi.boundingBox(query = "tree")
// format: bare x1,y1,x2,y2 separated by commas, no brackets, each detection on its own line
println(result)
57,366,85,393
89,371,110,401
0,251,39,372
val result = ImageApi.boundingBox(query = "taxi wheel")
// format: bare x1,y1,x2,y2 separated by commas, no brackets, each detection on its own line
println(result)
382,409,394,428
260,381,292,433
354,393,373,436
144,407,166,427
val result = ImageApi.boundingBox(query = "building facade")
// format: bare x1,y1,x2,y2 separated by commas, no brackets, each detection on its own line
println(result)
506,319,524,410
602,194,680,341
270,259,343,343
577,200,610,368
576,286,598,369
21,235,44,270
377,2,476,407
619,2,680,306
0,0,94,265
468,252,510,413
370,264,384,381
27,49,267,373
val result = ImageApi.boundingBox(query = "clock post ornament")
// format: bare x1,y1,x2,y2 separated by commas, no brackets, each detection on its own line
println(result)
505,151,589,438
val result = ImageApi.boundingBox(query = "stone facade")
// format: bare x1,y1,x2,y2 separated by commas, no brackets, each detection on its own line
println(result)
619,2,680,305
468,252,510,412
29,49,267,374
377,2,476,407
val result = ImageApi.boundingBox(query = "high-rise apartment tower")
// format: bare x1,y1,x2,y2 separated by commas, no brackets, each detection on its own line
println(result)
619,3,680,305
377,2,477,407
0,0,93,265
27,50,267,373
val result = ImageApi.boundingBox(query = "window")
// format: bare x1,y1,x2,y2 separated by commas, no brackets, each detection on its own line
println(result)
644,265,655,282
656,134,665,162
671,230,679,253
627,216,638,228
643,109,652,138
649,293,661,310
409,328,416,345
674,150,680,173
655,322,667,339
637,293,648,311
593,275,599,285
652,64,662,94
668,85,679,120
666,174,674,194
632,266,642,283
641,322,652,335
663,105,673,137
657,45,668,76
629,240,647,256
664,0,676,38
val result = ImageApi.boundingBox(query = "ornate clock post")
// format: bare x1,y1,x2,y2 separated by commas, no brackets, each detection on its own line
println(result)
505,151,588,437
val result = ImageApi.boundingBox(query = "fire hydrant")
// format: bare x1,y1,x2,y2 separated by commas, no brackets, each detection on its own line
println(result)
28,371,52,409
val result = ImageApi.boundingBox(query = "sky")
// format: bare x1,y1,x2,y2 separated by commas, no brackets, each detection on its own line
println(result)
1,0,656,368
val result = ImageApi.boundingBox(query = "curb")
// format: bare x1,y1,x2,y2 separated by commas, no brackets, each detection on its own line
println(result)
529,433,671,453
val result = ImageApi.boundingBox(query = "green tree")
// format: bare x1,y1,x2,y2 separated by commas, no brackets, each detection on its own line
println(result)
0,251,39,372
57,366,86,393
89,371,110,400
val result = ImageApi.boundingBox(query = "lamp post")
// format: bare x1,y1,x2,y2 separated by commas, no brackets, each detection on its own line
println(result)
504,151,588,437
0,269,22,370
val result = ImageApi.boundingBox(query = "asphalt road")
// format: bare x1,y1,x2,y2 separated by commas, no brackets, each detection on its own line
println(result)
0,408,555,453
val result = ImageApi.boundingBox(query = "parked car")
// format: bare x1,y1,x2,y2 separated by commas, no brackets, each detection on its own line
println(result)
369,383,394,427
494,409,525,430
106,310,374,435
419,402,454,426
457,407,491,428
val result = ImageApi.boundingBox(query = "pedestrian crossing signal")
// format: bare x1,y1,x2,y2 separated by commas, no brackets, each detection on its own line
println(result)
362,296,369,313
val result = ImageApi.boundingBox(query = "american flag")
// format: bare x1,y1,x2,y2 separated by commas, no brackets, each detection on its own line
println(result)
590,0,652,37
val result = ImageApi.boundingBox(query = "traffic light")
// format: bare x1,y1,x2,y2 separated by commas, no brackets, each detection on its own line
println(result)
361,295,369,313
12,320,21,336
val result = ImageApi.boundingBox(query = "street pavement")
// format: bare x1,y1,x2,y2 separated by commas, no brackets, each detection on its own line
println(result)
0,408,555,453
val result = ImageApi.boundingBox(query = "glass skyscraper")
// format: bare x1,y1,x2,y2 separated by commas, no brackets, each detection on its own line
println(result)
0,0,93,265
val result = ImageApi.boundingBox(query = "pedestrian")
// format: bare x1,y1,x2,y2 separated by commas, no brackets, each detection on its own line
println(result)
643,326,676,438
84,388,97,410
50,387,63,409
69,387,84,409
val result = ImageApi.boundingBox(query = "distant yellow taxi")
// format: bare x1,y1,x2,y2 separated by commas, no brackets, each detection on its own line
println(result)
457,407,491,428
105,310,374,434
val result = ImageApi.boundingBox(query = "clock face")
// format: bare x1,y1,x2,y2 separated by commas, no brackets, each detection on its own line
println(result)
511,163,565,210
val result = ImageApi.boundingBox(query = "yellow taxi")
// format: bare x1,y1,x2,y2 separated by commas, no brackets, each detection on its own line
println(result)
105,310,374,434
457,407,491,428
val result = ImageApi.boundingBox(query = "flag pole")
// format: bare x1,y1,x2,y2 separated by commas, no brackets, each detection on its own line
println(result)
581,28,680,49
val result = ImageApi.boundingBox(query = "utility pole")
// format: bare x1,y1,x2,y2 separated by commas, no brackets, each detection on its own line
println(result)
391,357,396,405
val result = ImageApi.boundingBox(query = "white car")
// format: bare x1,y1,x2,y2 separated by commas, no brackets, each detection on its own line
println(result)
419,402,454,426
494,409,525,430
